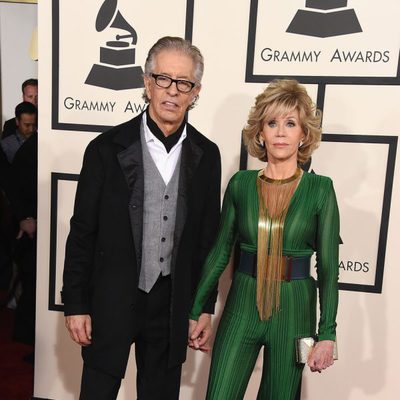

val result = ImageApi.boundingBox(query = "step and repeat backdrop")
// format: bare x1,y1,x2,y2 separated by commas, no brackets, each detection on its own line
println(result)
36,1,399,399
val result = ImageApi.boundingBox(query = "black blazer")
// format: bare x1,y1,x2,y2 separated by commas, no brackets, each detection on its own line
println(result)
62,113,221,377
2,118,17,139
9,132,38,221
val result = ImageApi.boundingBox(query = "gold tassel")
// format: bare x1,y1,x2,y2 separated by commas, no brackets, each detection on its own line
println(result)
256,168,302,320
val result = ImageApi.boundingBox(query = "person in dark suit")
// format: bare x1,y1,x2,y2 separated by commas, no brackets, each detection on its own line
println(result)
1,78,38,139
62,36,221,400
9,130,38,346
0,102,37,314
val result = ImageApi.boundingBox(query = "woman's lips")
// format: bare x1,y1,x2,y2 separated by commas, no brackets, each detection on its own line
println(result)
273,143,288,148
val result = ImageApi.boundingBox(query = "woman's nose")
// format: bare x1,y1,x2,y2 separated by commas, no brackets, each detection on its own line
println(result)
276,123,285,136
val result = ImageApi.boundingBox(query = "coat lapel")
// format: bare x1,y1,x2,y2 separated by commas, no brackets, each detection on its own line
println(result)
115,115,144,268
172,130,203,268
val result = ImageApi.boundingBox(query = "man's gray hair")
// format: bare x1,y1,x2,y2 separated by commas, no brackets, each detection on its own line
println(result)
142,36,204,107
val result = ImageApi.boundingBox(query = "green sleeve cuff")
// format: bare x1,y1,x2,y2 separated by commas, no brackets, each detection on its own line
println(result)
317,333,336,341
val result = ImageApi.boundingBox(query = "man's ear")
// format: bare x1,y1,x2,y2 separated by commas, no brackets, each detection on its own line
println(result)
143,75,152,101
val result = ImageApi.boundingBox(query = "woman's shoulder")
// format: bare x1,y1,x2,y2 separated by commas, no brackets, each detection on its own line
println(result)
302,170,333,187
229,169,259,185
302,171,336,208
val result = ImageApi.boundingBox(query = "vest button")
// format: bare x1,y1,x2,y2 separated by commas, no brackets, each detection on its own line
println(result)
161,237,166,242
163,216,168,221
160,257,164,262
164,195,169,200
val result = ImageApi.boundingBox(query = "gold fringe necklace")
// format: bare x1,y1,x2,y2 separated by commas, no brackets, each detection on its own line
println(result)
256,167,303,320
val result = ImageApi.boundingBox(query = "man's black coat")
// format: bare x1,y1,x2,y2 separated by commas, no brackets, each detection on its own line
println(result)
62,113,221,378
2,118,17,139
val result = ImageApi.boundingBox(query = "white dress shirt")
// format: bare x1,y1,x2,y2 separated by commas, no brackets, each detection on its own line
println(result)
142,112,187,185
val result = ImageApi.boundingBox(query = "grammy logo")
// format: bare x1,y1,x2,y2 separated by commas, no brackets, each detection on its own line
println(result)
85,0,144,90
286,0,362,38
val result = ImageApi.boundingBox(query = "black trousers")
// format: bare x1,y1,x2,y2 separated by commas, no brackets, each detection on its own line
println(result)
13,235,36,345
80,275,182,400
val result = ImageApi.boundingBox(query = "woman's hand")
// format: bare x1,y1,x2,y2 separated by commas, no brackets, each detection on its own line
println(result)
307,340,335,373
188,314,212,353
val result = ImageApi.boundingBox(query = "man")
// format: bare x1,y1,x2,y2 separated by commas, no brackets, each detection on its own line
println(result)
1,78,38,139
0,102,37,317
1,102,37,166
8,123,38,347
62,36,221,400
1,101,37,214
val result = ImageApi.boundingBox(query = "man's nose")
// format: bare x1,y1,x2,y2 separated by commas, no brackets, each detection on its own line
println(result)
166,82,179,95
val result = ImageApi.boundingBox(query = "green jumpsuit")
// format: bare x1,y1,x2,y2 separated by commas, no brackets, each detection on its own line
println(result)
190,170,340,400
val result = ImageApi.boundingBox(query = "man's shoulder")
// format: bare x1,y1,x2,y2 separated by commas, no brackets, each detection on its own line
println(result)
1,132,15,146
89,113,143,149
2,118,16,139
186,123,218,152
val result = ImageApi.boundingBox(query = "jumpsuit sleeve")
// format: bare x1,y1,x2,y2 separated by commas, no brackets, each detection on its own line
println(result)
189,174,238,320
315,179,340,341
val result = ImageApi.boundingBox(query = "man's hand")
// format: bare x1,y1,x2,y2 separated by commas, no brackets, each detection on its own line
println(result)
17,218,37,239
188,313,212,353
65,315,92,346
307,340,335,373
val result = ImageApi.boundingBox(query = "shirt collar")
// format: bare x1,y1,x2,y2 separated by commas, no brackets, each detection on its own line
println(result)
143,109,187,152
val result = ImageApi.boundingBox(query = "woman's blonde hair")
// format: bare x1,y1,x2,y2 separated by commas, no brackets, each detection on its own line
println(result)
243,79,322,164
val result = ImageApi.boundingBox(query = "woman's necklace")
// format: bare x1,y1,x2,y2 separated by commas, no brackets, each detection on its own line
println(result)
259,167,303,218
255,166,303,320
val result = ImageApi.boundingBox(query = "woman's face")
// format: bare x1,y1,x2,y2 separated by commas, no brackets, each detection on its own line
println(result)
260,108,305,165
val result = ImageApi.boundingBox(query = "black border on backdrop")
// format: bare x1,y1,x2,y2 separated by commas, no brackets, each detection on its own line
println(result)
324,134,397,294
245,0,400,85
239,133,398,294
49,172,79,312
51,0,195,132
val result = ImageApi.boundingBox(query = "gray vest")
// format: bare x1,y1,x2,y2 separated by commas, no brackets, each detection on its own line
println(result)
138,125,181,292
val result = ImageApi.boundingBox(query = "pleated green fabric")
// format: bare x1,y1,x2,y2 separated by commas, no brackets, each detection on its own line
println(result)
190,170,340,400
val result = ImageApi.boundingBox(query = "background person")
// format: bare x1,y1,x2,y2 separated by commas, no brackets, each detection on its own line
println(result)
8,126,38,348
190,79,340,400
1,78,38,139
0,102,37,317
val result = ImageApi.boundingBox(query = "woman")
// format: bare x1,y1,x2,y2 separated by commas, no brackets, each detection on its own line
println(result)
189,79,339,399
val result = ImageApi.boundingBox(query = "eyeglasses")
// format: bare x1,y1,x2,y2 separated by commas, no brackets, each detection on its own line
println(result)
150,73,196,93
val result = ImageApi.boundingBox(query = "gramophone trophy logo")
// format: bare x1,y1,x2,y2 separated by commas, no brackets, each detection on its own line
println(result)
286,0,362,38
85,0,144,90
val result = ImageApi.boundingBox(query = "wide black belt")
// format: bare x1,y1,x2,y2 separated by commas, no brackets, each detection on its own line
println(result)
237,250,310,281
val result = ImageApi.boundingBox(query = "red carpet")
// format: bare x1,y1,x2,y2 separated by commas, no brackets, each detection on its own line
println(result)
0,292,34,400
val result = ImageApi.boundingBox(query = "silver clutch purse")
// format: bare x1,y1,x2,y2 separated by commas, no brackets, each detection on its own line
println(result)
295,337,338,364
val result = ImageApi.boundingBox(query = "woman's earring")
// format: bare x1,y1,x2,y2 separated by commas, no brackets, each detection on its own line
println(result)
298,140,304,148
258,135,265,147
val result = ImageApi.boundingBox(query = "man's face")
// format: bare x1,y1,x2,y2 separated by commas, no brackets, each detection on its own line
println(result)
143,50,200,136
23,85,38,107
16,113,37,138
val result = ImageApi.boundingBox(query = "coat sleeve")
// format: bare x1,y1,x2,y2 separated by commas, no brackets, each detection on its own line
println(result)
195,144,222,314
62,139,105,316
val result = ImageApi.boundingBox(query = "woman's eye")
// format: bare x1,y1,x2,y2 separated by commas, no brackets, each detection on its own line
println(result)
287,121,295,127
267,120,276,127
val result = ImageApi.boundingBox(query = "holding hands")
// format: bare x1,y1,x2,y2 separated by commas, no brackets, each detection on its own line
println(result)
188,313,212,353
